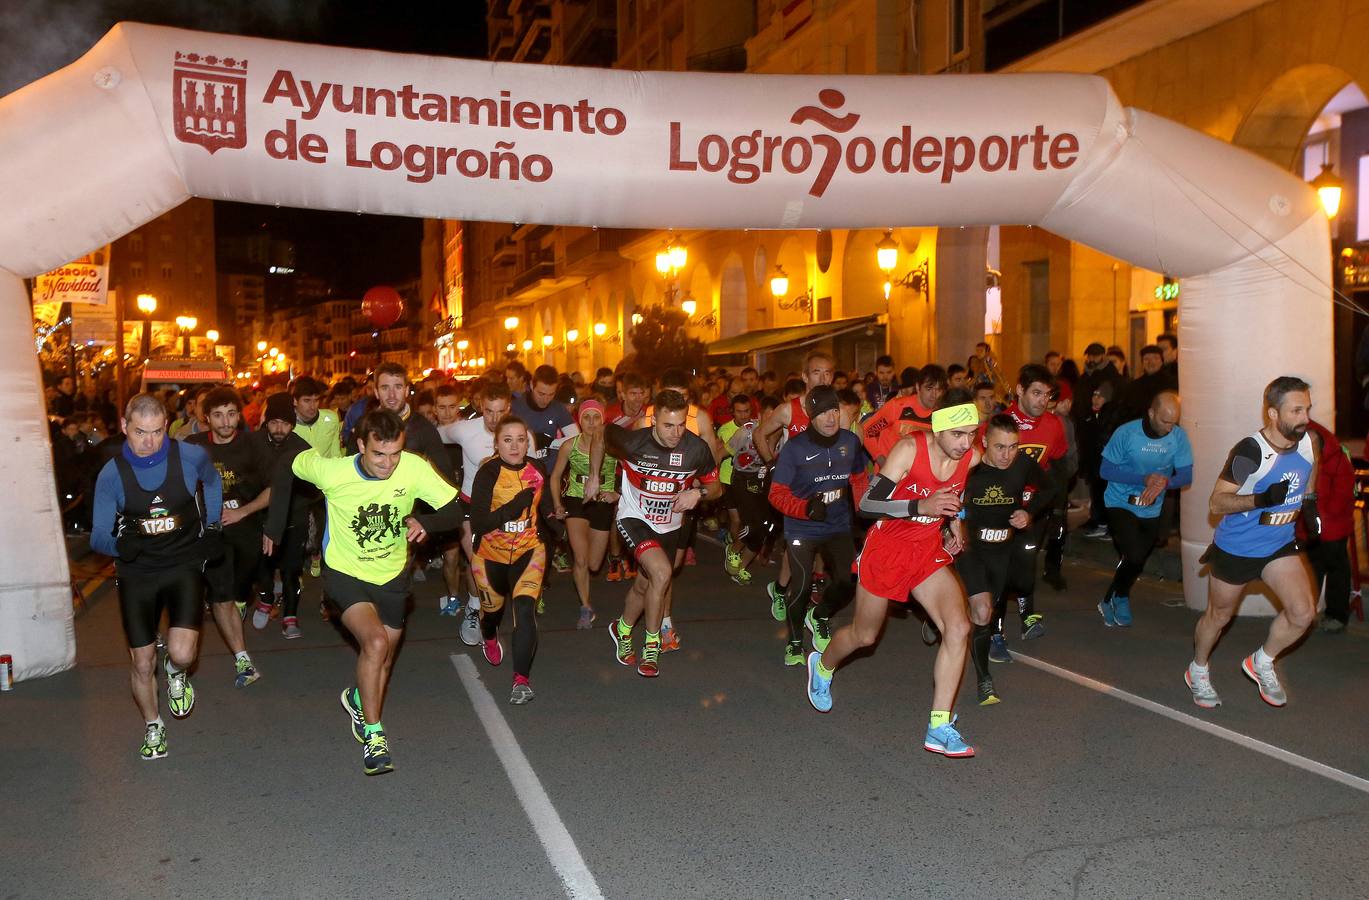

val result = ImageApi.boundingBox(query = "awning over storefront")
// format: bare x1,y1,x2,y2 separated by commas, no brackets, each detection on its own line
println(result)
705,315,881,357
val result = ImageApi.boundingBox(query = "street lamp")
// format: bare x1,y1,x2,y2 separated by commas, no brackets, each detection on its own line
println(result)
768,266,812,312
504,315,520,331
1312,164,1344,218
875,230,928,298
655,237,688,306
256,340,267,353
136,293,157,360
566,328,579,344
593,321,607,337
205,329,219,359
521,338,533,351
541,333,553,348
175,314,197,356
680,298,697,318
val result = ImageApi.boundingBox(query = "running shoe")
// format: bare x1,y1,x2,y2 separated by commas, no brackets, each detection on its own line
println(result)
684,548,697,567
1097,597,1118,627
624,560,638,579
804,607,832,653
610,621,636,666
724,542,743,576
536,594,545,615
1318,614,1347,634
309,556,322,578
1241,653,1287,707
362,729,394,776
282,617,302,640
251,600,272,631
438,595,454,615
460,606,481,646
660,626,681,653
637,640,660,677
810,574,828,600
977,676,1000,706
509,675,535,705
1083,524,1109,540
234,600,248,620
924,716,975,758
552,549,572,574
577,607,596,630
482,636,504,667
167,671,195,718
988,634,1012,664
784,641,804,667
731,568,753,586
921,619,940,646
767,581,786,622
1021,614,1047,640
140,722,168,761
412,566,427,584
1185,663,1221,709
1112,596,1133,627
340,687,365,743
806,651,832,712
606,558,622,582
234,656,261,688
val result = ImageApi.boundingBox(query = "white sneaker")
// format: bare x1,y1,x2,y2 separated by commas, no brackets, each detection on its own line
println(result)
251,603,271,631
1185,663,1221,708
460,607,481,646
1241,653,1287,707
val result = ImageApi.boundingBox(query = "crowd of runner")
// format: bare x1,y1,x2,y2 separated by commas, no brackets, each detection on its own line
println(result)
88,340,1341,774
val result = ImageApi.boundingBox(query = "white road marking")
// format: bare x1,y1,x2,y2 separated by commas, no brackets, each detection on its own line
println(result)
1012,651,1369,796
451,654,606,900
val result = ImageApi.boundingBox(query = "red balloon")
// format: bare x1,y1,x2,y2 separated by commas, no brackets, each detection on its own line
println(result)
362,286,404,330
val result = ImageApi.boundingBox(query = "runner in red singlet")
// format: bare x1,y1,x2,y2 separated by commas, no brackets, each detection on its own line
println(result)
805,393,982,758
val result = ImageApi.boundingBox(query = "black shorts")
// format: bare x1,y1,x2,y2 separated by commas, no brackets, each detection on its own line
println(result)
562,495,615,531
1202,541,1302,586
616,517,683,562
958,539,1013,598
205,524,263,603
430,527,464,553
322,565,411,629
115,563,205,649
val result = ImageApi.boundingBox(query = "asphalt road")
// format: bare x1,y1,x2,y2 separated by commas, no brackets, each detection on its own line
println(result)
4,541,1368,900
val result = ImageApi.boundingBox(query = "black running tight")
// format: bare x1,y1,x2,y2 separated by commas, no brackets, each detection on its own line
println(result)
783,535,856,645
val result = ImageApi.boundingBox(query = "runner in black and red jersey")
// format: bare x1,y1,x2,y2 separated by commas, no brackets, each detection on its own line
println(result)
985,364,1068,662
755,351,835,620
805,393,982,758
586,390,720,678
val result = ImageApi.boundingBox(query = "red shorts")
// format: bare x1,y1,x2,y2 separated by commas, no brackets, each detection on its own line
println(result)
855,527,952,602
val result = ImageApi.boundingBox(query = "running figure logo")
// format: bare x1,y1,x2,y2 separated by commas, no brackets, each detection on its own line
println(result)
172,52,248,154
350,503,402,547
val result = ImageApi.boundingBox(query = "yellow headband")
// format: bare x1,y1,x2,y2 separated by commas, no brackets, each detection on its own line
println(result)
931,402,979,433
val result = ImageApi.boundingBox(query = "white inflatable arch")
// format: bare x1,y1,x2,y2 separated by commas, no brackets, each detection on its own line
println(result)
0,24,1331,680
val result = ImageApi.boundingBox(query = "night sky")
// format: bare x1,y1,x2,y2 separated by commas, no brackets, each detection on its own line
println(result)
1,0,489,296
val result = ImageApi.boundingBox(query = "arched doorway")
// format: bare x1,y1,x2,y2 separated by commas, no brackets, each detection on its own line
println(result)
1236,67,1369,435
718,254,747,338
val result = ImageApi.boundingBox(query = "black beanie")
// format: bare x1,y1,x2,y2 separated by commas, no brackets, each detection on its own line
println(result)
804,385,840,420
264,392,296,426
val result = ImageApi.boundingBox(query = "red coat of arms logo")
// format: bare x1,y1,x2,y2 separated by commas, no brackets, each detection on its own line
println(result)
173,52,247,154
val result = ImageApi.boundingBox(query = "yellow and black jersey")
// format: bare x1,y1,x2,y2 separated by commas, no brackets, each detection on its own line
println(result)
470,456,547,563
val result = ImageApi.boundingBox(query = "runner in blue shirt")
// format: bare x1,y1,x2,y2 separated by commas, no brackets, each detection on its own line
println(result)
1188,377,1319,710
1096,392,1192,627
767,386,868,667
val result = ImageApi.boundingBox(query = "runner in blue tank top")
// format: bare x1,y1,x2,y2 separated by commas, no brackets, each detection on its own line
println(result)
1187,377,1320,710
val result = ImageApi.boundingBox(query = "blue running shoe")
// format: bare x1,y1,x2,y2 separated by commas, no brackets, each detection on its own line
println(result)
1098,597,1117,627
924,715,975,758
806,651,832,713
988,634,1012,664
1112,596,1133,627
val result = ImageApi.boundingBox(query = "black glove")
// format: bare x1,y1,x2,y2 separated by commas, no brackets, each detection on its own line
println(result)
198,525,225,562
1301,494,1321,541
805,494,828,522
507,487,537,519
115,526,144,563
1253,479,1290,509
